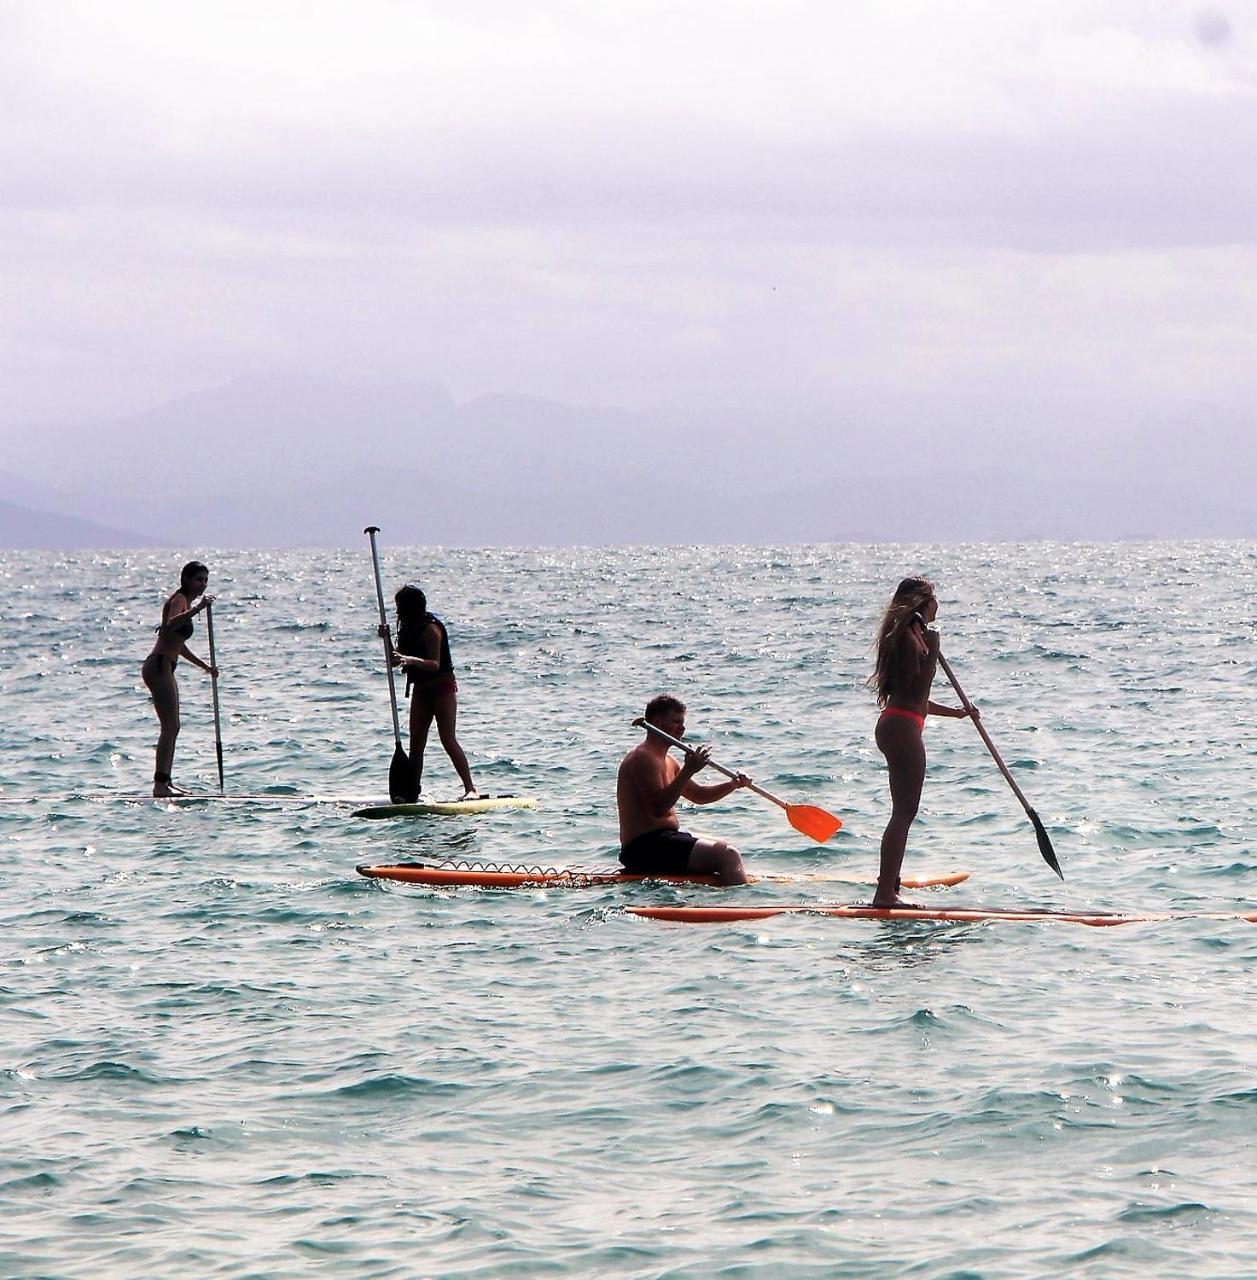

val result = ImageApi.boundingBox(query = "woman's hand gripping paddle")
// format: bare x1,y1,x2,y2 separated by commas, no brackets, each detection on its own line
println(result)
935,650,1063,880
365,526,418,803
631,717,842,843
204,602,225,795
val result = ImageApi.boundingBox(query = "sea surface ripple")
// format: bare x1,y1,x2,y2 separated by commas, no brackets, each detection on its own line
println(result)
2,542,1256,1277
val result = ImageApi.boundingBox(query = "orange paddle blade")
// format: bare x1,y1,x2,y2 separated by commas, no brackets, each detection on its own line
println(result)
786,804,842,843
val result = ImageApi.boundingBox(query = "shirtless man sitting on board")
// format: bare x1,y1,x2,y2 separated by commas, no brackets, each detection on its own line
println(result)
617,694,751,885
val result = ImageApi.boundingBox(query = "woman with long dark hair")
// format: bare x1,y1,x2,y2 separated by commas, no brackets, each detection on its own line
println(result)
870,576,975,906
386,584,477,799
142,560,218,796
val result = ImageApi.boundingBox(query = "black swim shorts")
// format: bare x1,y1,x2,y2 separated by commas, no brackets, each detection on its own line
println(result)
619,828,699,875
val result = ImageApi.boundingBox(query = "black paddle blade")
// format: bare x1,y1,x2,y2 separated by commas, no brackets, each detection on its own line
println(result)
389,744,418,803
1029,807,1063,880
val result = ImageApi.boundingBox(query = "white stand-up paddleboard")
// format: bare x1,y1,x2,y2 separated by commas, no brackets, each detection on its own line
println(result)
353,794,539,818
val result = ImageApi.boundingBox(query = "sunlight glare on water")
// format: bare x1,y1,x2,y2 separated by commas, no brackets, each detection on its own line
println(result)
1,542,1256,1276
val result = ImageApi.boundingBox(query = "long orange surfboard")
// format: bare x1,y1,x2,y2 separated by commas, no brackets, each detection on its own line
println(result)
626,903,1257,927
356,863,971,890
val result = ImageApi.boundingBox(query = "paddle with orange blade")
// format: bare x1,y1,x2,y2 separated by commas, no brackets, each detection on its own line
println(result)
631,717,842,843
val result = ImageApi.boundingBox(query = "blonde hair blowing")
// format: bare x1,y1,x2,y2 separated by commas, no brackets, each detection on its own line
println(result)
870,576,935,707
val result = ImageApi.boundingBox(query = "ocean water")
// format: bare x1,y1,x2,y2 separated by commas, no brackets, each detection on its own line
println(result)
2,542,1256,1278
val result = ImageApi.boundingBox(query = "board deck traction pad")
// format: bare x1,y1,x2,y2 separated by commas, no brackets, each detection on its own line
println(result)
356,858,971,890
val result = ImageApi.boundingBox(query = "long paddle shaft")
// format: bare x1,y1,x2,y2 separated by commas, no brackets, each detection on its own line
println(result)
205,603,224,794
632,718,842,843
935,651,1063,880
364,526,417,802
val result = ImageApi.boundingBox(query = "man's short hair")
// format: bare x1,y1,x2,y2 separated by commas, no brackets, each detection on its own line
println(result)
645,694,686,724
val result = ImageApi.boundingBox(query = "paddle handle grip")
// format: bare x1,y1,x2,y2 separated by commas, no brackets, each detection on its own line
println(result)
365,526,405,746
205,603,225,794
633,719,789,809
936,652,1033,814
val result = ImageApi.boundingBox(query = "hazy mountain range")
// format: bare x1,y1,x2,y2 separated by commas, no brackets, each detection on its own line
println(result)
2,372,1254,547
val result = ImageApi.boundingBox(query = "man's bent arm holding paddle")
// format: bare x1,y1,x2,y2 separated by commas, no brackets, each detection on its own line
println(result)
616,694,750,886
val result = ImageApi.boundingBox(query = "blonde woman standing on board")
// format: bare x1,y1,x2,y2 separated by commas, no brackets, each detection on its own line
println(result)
870,577,976,907
141,560,218,796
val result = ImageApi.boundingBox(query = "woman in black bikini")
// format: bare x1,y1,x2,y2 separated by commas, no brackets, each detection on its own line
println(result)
385,585,477,799
142,560,217,796
870,577,975,907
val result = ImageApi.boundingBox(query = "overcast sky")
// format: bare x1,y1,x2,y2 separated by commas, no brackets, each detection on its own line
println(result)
2,1,1254,428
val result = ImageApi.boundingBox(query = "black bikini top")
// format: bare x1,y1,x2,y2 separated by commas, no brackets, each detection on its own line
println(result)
398,613,454,692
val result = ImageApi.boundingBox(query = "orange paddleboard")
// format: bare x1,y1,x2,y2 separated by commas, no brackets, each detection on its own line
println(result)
356,863,970,890
627,903,1257,927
